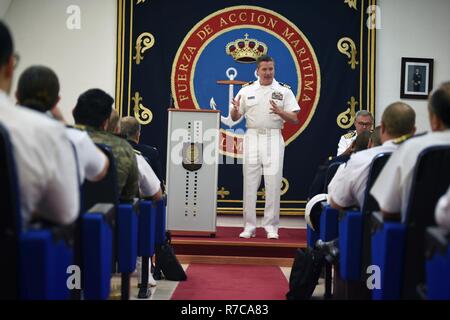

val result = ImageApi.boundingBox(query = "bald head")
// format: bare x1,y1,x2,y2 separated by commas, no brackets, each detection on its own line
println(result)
381,102,416,137
120,116,141,142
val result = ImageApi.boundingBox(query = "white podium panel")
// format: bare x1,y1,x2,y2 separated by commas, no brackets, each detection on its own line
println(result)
166,109,220,234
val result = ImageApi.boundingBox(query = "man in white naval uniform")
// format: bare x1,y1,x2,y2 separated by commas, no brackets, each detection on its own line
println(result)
337,110,374,156
371,82,450,222
231,55,300,239
328,102,416,210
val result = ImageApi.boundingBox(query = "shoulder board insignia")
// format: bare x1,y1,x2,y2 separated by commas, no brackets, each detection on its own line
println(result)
278,82,291,89
242,81,254,87
134,149,142,156
394,132,427,144
66,124,82,131
393,133,414,145
74,124,86,131
343,131,356,139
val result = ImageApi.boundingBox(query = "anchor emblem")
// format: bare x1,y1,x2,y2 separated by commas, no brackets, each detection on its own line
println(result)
210,67,247,128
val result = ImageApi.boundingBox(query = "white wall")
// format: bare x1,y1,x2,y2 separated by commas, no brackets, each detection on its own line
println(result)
3,0,116,123
4,0,449,129
376,0,450,133
0,1,12,18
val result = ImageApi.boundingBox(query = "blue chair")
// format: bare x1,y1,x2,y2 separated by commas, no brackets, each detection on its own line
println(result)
82,144,138,300
81,204,114,300
339,153,391,282
401,146,450,299
137,200,159,298
0,123,74,300
371,145,450,299
425,227,450,300
371,211,406,300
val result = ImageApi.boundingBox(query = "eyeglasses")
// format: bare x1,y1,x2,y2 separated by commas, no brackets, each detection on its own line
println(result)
356,121,372,127
13,53,20,69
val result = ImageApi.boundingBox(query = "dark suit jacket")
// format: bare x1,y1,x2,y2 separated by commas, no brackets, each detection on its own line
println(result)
127,140,164,185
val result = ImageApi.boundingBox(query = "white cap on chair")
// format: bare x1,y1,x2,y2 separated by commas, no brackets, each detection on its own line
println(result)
305,193,329,231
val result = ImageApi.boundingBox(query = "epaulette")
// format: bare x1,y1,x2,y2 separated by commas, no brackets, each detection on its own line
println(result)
393,132,427,145
74,124,86,131
393,133,413,144
66,124,82,131
343,131,356,139
278,82,291,89
134,149,142,156
242,81,254,87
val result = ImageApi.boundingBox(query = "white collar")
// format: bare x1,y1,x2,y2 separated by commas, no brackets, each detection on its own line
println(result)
255,78,278,90
0,90,14,108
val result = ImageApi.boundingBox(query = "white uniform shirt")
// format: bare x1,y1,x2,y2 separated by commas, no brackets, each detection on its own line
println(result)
371,131,450,222
235,79,300,129
0,91,79,226
66,128,107,183
435,185,450,230
328,140,398,209
136,153,160,198
337,131,357,156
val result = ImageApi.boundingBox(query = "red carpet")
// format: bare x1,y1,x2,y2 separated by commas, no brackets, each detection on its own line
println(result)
171,226,306,258
171,264,289,300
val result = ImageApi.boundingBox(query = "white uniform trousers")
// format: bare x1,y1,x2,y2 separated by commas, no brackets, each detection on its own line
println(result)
242,128,284,233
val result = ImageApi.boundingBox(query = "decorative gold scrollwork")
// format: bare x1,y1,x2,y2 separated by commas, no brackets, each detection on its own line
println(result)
133,32,155,65
132,92,153,125
136,0,146,5
337,37,358,70
280,178,289,196
217,187,230,199
337,96,358,129
344,0,357,10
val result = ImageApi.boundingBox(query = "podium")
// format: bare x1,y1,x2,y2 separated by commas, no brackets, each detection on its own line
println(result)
166,108,220,235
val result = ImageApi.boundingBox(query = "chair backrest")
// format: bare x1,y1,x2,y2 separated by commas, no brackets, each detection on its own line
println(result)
323,161,345,193
82,144,120,271
0,123,21,299
402,145,450,299
82,144,119,212
360,152,391,279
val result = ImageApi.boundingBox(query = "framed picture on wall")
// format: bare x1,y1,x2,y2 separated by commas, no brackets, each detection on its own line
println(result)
400,57,434,99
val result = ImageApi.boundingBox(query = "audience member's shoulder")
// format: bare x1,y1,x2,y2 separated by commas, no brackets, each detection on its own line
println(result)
115,134,136,151
139,143,159,155
15,104,63,128
65,125,90,143
342,130,356,139
393,132,421,145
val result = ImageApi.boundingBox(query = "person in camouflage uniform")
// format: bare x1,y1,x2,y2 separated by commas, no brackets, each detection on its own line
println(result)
72,89,138,201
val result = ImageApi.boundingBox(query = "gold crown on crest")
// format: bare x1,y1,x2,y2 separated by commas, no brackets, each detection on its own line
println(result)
225,34,268,63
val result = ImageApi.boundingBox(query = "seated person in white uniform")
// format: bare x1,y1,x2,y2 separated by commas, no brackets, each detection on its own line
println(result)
371,82,450,221
0,21,79,226
15,65,109,183
328,102,416,210
337,110,374,156
104,109,162,201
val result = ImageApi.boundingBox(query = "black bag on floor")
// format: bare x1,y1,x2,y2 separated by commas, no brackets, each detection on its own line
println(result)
154,232,187,281
286,247,325,300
